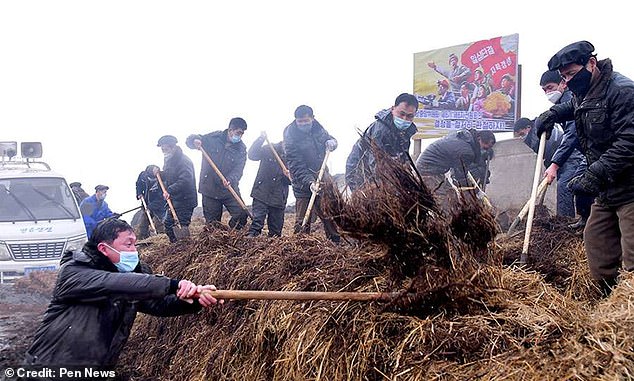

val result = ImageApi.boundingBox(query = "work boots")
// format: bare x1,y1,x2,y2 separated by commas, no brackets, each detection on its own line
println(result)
567,217,587,230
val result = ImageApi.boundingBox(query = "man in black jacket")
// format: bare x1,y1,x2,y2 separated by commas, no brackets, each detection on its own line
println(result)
536,41,634,295
283,105,340,242
346,93,419,191
539,69,593,227
415,128,496,212
186,117,248,229
25,218,220,367
246,132,291,237
157,135,198,242
135,164,166,239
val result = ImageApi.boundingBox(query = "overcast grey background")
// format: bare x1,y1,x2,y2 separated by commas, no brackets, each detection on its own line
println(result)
1,1,629,220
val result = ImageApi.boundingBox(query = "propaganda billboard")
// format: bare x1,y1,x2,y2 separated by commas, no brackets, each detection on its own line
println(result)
413,34,519,138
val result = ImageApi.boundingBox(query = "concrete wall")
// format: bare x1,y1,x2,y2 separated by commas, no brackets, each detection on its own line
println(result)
486,138,556,214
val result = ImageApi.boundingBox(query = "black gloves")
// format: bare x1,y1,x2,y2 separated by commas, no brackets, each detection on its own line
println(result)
567,169,603,196
535,109,558,139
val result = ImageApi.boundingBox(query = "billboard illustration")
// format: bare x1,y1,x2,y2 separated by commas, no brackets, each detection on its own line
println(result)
413,34,519,138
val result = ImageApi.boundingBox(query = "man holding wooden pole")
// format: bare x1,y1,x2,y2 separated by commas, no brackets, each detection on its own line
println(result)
245,131,291,237
536,41,634,296
156,135,198,242
283,105,340,243
186,118,249,229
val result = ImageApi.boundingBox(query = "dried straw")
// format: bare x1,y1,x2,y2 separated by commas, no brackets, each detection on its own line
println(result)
118,140,628,381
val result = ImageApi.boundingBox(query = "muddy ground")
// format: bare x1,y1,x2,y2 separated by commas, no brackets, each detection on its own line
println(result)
0,280,51,368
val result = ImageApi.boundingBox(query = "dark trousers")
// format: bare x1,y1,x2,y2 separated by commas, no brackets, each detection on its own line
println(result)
584,200,634,292
203,194,247,229
563,158,593,220
248,198,285,237
137,209,165,240
557,160,578,217
163,200,194,243
294,196,340,242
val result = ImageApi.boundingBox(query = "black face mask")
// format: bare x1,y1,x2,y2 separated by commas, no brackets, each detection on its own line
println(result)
566,67,592,99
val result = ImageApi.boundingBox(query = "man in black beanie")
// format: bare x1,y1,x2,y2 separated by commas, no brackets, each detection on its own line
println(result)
535,41,634,296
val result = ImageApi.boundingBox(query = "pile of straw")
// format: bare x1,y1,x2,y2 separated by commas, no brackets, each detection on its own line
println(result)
118,145,630,380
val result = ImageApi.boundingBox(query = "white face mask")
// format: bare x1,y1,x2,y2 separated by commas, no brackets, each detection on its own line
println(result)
546,90,563,104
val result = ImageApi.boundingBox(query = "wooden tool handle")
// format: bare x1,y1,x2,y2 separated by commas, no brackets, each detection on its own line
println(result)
518,177,550,220
156,172,181,227
302,150,331,227
201,289,402,302
140,196,157,234
466,171,492,209
507,177,550,235
263,134,290,178
199,146,253,219
520,133,547,263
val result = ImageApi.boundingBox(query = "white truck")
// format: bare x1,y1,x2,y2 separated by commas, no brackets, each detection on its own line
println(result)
0,141,87,283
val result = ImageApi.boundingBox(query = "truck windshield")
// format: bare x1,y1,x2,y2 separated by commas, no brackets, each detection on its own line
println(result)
0,178,81,222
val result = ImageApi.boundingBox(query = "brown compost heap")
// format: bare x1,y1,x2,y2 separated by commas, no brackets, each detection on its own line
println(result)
119,144,633,380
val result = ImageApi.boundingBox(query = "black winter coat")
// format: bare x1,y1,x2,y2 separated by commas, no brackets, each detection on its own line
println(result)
135,170,166,217
161,146,198,208
283,120,336,198
551,59,634,207
415,128,481,186
345,110,416,190
186,130,246,199
550,90,585,168
248,135,291,208
25,244,201,366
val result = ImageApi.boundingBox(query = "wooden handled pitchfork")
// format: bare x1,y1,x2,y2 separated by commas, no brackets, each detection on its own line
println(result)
198,145,253,219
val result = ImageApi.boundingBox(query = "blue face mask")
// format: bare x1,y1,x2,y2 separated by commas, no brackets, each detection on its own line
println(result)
230,134,241,143
105,244,139,273
393,116,412,130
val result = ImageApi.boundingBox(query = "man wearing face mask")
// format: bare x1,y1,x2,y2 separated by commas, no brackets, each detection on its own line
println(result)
186,117,248,229
539,69,593,228
24,218,221,367
283,105,340,242
345,93,419,191
157,135,198,242
535,41,634,296
80,184,114,239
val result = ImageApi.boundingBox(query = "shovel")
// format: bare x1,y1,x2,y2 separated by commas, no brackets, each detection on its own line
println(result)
302,149,331,228
200,289,406,302
139,196,157,235
263,133,291,180
519,133,547,264
155,171,189,239
197,146,253,220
